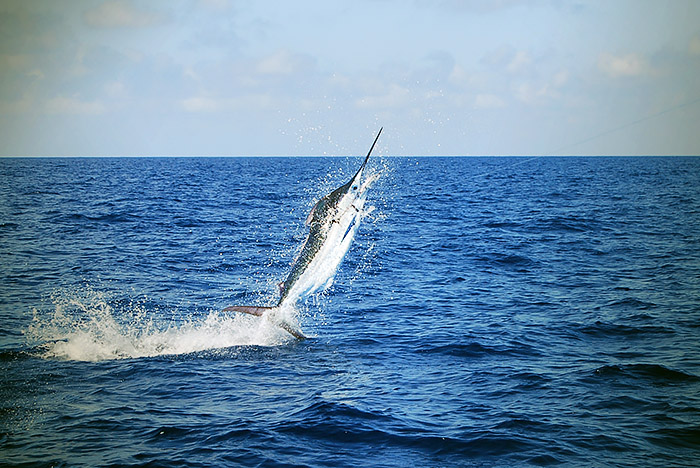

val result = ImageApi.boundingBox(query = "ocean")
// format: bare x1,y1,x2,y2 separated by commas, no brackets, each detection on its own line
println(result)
1,156,699,467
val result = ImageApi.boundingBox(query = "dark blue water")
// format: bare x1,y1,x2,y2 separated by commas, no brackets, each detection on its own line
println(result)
2,156,700,467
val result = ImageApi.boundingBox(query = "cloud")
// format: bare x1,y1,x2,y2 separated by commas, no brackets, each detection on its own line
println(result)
198,0,232,11
255,49,315,76
83,1,164,28
598,52,651,78
0,6,74,55
474,93,506,109
355,84,412,109
506,51,532,74
0,95,33,114
513,82,550,104
552,70,569,87
511,68,568,105
418,0,538,14
0,54,32,71
181,94,277,113
2,0,698,156
46,95,106,114
481,45,516,69
480,46,536,78
690,36,700,56
181,96,219,112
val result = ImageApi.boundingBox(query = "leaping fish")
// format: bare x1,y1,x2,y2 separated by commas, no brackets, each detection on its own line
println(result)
224,128,383,339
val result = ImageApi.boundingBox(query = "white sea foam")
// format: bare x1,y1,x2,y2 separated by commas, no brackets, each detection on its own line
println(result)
25,287,300,362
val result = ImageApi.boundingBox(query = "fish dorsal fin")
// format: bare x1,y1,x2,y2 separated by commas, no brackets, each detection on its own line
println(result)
305,196,330,226
305,199,321,226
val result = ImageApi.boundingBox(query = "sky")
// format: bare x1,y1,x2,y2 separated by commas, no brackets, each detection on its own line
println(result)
1,0,700,156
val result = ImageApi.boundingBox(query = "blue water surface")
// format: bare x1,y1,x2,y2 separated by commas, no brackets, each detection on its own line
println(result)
1,156,700,467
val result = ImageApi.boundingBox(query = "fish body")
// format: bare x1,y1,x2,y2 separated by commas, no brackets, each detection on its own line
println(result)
224,128,383,339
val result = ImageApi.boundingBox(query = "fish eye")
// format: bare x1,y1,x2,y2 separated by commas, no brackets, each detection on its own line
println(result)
352,185,358,190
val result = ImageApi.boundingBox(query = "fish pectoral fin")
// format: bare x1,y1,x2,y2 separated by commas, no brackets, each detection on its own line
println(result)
222,305,274,317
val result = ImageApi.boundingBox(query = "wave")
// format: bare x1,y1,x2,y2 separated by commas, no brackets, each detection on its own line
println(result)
484,215,603,234
593,363,699,383
0,222,20,231
172,217,242,228
475,252,537,272
0,349,32,362
531,215,602,233
274,399,537,459
575,320,675,338
417,340,541,359
647,426,700,449
604,297,657,309
25,287,302,362
60,212,142,224
483,221,522,230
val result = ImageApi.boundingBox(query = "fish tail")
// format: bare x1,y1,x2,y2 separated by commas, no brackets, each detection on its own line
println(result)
222,305,306,340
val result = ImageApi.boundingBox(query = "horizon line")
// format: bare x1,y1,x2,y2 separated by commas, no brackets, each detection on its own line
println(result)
2,154,699,159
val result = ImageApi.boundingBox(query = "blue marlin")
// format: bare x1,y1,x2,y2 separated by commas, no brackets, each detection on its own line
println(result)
224,128,383,339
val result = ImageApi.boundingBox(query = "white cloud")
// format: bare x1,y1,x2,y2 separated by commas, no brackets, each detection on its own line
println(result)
46,95,106,115
510,68,568,105
104,81,128,98
506,51,532,74
418,0,535,14
0,54,33,71
355,84,411,109
448,64,486,88
447,64,469,86
328,72,353,88
552,69,569,87
513,82,550,104
256,50,315,76
181,94,277,113
181,96,220,112
27,69,45,80
598,52,650,78
0,95,33,114
474,93,506,109
690,36,700,56
198,0,232,11
84,1,163,28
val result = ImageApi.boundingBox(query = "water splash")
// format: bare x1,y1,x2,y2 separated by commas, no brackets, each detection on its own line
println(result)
25,287,300,362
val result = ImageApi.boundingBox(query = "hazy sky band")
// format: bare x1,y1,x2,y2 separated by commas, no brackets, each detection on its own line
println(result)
1,0,699,156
